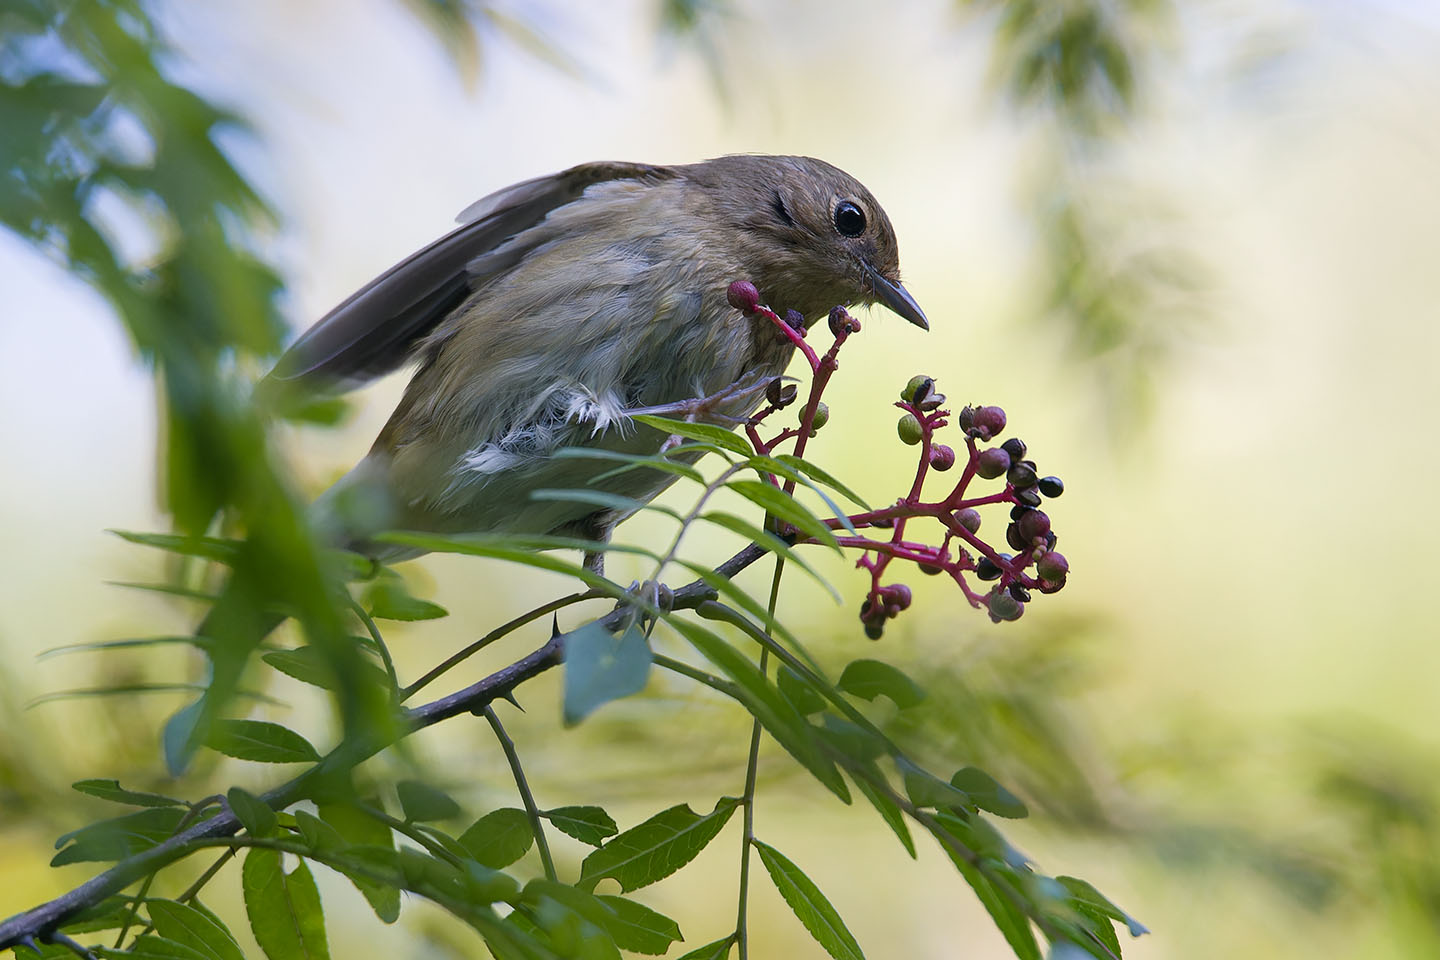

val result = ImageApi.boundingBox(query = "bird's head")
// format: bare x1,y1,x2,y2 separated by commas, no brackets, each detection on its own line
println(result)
688,154,927,330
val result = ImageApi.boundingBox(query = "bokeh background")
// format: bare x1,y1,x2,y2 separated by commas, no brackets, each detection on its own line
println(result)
4,1,1440,957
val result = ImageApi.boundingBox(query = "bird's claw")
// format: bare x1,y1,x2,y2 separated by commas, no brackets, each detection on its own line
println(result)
623,370,776,427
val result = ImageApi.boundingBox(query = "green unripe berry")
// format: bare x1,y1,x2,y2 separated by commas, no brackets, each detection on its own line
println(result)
808,402,829,432
901,375,934,404
897,413,924,445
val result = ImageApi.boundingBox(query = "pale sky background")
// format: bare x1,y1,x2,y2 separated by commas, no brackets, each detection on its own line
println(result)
2,1,1439,958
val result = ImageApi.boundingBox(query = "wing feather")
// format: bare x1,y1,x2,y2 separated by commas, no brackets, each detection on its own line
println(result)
268,161,675,388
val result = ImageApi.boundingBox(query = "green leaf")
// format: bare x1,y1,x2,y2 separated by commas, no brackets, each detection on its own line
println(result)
850,762,915,858
579,797,741,893
671,618,849,803
376,533,628,600
951,767,1028,819
543,806,618,847
742,456,858,535
552,446,706,484
110,530,240,564
294,810,346,853
837,660,926,709
148,900,246,960
753,841,865,960
460,808,535,869
724,480,839,551
676,936,734,960
72,779,184,808
364,575,448,621
631,414,753,456
227,787,277,836
1057,876,1149,938
529,488,683,522
262,643,387,690
937,835,1040,960
397,780,461,822
564,621,653,725
205,720,321,763
96,935,211,960
58,897,141,935
776,666,826,715
594,895,683,955
900,759,973,810
773,454,871,509
699,511,838,600
51,808,187,865
242,848,331,960
318,802,400,923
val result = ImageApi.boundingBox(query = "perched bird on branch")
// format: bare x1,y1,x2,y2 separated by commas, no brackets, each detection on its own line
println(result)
269,154,927,566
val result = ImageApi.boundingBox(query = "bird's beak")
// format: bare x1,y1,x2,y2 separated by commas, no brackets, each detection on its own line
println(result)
862,261,928,330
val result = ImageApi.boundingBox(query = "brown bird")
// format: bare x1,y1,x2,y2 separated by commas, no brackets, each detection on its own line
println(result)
272,154,927,567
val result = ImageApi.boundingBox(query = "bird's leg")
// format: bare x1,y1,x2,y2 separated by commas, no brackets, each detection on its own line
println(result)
622,369,779,426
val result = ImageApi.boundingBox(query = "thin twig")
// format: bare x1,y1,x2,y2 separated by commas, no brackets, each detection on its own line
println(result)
483,705,556,883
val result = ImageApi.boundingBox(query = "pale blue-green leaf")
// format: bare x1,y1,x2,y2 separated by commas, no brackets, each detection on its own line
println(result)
564,622,653,725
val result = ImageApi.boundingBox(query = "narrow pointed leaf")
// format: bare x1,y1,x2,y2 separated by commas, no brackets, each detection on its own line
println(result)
725,480,839,551
51,808,186,865
676,936,734,960
699,511,838,600
71,779,184,808
773,454,871,509
753,841,865,960
951,767,1028,819
631,414,753,456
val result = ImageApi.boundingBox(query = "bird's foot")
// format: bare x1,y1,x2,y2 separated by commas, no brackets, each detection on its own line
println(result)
622,370,777,427
617,579,674,626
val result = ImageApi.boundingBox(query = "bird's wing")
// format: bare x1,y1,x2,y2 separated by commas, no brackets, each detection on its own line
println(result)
268,161,676,389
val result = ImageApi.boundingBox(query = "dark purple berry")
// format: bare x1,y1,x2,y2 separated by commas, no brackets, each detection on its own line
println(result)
1036,551,1069,581
1010,503,1032,521
784,309,806,336
918,561,944,576
1015,487,1043,508
1038,575,1066,594
765,379,798,408
1044,531,1057,550
1007,461,1037,489
1017,510,1050,543
1001,438,1027,461
1008,583,1031,603
972,405,1006,439
957,406,976,432
727,280,760,313
976,448,1011,479
975,556,1003,581
870,516,894,529
1006,523,1026,551
930,444,956,471
954,508,982,534
883,583,913,610
864,622,884,640
828,306,852,336
1038,476,1064,498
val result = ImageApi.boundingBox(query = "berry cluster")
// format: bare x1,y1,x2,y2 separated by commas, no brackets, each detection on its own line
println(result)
726,280,1069,636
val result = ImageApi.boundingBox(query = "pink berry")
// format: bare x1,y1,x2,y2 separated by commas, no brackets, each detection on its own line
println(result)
727,280,760,312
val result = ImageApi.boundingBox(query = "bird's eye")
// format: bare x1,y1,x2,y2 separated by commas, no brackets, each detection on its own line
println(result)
834,200,866,237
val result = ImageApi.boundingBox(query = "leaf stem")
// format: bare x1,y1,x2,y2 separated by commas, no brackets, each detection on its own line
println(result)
483,704,557,882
